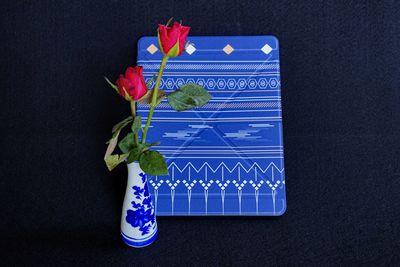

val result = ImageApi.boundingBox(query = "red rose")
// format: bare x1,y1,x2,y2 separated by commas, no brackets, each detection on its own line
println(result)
116,66,147,101
158,22,190,57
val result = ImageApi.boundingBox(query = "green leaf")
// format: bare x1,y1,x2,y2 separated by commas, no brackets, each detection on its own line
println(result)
148,141,161,147
104,116,137,171
126,146,143,163
131,116,142,134
126,144,146,163
139,150,169,176
126,142,158,164
167,83,211,111
104,153,129,171
118,133,135,154
104,131,120,158
111,116,133,134
138,89,166,106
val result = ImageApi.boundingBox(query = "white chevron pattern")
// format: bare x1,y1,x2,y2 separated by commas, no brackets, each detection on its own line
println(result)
166,161,284,174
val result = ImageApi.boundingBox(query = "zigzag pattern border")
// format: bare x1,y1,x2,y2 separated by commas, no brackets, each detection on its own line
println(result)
148,161,286,215
165,161,284,174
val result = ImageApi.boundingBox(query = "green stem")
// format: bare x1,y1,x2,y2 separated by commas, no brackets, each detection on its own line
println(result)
130,101,139,145
141,55,169,144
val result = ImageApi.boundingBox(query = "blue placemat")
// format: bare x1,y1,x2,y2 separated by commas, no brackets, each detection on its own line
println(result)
137,36,286,216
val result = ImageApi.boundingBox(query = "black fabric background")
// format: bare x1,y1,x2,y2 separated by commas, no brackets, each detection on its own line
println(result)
1,1,400,266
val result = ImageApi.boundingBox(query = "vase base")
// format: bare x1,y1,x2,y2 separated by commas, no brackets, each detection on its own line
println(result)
121,228,158,248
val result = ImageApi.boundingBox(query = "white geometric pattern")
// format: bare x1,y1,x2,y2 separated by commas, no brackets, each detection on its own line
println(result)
232,180,248,191
182,180,197,190
141,63,280,70
146,44,158,54
176,78,184,87
261,44,273,55
223,44,234,55
248,79,257,89
217,79,226,89
269,78,278,88
266,180,281,191
149,162,284,193
215,180,231,190
196,78,206,87
237,78,247,88
165,180,180,190
158,77,280,90
249,180,265,190
145,78,153,86
153,101,282,109
258,78,268,88
185,44,196,55
148,179,164,190
138,36,285,216
198,180,214,190
165,78,174,89
227,79,236,89
149,179,284,191
167,161,283,174
186,78,195,84
206,79,216,89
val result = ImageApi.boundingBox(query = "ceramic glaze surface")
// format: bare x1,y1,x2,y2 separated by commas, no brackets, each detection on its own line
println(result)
121,162,157,247
137,36,286,216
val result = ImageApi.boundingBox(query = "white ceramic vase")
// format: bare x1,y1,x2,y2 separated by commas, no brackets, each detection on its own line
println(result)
120,162,157,248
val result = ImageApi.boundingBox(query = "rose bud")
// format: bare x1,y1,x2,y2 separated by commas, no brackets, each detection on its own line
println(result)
116,66,148,101
158,21,190,57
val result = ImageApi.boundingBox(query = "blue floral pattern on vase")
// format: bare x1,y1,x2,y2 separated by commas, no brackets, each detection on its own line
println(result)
125,172,156,236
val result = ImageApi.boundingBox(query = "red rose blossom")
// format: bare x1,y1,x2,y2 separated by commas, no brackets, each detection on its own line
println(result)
116,66,147,101
158,22,190,57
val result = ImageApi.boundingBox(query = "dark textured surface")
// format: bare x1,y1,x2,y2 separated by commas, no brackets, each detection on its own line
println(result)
1,0,400,265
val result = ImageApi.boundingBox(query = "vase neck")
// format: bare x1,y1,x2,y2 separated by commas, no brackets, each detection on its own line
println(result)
126,162,146,186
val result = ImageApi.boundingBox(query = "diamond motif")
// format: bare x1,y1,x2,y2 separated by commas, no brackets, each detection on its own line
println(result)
261,44,273,55
269,78,278,88
165,78,175,89
217,79,226,89
223,44,234,55
206,79,216,89
145,78,153,87
196,78,206,87
248,79,257,89
186,44,196,55
227,79,236,89
237,78,247,89
146,44,158,54
176,78,184,87
258,78,268,88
